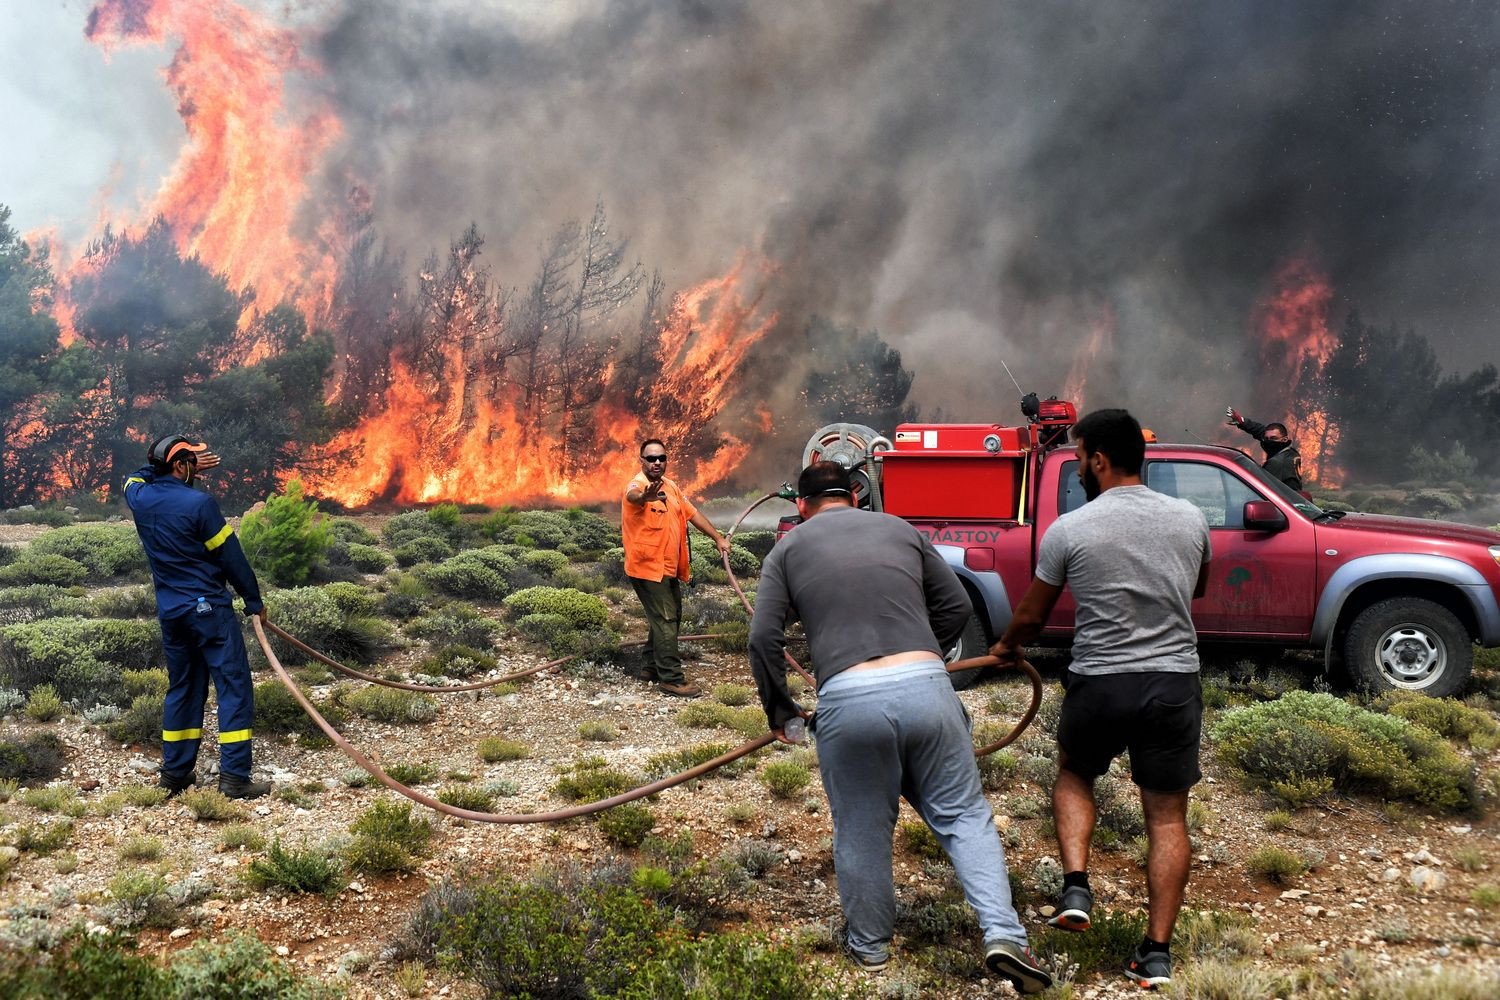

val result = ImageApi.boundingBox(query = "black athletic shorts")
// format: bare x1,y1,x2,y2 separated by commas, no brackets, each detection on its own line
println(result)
1056,670,1203,793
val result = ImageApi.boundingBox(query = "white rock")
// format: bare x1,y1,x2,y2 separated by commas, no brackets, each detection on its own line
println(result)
1409,866,1447,893
275,945,291,957
1280,889,1310,900
1303,905,1325,918
1382,867,1402,882
169,927,191,940
127,758,157,775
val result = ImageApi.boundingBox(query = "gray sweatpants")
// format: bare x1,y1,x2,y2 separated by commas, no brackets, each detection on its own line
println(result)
815,660,1028,960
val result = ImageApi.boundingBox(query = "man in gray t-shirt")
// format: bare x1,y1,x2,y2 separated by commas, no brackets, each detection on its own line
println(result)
993,409,1209,991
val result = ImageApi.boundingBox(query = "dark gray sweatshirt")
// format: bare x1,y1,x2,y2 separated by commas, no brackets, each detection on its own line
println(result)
749,504,973,728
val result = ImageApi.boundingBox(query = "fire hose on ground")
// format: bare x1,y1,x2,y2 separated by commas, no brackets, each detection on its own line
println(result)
246,492,1043,823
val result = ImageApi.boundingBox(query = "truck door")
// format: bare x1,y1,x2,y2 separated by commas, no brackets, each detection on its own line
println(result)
1142,459,1316,637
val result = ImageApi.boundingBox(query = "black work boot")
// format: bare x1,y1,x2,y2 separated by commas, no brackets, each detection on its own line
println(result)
158,771,196,799
218,775,272,800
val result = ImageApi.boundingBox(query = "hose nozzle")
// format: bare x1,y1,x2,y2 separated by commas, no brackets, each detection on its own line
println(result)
775,482,799,501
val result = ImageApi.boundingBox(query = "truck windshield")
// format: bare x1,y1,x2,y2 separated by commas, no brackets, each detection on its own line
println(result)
1231,452,1324,518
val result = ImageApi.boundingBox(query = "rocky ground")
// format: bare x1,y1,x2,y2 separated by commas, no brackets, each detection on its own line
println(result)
1,516,1498,998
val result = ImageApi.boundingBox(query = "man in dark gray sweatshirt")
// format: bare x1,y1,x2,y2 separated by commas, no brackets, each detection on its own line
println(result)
749,461,1051,993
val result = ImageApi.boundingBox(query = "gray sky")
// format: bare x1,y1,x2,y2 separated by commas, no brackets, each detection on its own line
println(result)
4,0,1498,430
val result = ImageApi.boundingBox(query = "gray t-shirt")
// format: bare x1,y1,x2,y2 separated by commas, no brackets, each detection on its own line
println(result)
749,505,972,727
1036,484,1211,675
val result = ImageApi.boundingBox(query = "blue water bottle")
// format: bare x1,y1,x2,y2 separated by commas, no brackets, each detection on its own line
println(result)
195,597,212,616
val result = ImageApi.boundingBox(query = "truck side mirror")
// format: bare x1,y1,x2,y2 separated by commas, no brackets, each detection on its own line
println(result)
1243,500,1288,533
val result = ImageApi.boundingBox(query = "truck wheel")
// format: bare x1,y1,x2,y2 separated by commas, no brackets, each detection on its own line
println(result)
945,614,988,691
1342,597,1471,697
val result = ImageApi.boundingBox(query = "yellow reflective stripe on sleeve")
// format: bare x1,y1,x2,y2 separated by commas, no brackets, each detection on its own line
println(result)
204,524,234,551
162,728,203,741
218,729,252,744
125,477,146,487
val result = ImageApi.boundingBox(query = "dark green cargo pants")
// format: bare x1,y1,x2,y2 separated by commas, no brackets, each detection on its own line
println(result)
628,575,684,685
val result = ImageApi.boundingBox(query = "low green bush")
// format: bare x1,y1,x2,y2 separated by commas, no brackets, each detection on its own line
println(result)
553,756,638,801
106,693,166,746
434,872,670,999
1377,691,1500,748
340,685,439,724
346,543,392,574
1245,845,1306,884
24,683,64,721
123,667,169,698
372,762,433,787
0,584,93,624
331,519,380,547
320,581,379,618
617,932,847,1000
419,644,498,679
262,586,391,667
0,552,89,587
642,742,744,781
421,553,510,601
476,736,529,762
437,783,496,811
516,612,618,657
0,730,66,782
598,804,656,847
405,602,499,649
503,586,611,629
379,573,431,620
220,823,267,851
172,930,338,999
760,760,812,799
14,818,73,854
733,530,776,561
90,585,156,618
108,870,178,928
346,799,433,874
0,931,171,998
676,701,768,738
240,480,334,587
0,506,73,526
1212,690,1477,812
28,524,148,581
247,839,346,896
520,548,569,576
393,535,455,567
179,789,247,822
0,616,160,702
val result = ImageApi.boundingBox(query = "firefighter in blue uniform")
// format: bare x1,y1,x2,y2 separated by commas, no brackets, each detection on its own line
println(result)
124,435,271,800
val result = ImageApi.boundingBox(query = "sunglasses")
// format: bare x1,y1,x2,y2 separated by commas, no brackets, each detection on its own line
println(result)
643,455,667,463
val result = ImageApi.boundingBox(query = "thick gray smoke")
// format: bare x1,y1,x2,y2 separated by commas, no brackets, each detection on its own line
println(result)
314,0,1500,438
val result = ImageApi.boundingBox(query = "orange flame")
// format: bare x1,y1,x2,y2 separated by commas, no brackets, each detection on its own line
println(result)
1253,255,1342,486
1061,305,1115,411
305,261,776,507
84,0,338,326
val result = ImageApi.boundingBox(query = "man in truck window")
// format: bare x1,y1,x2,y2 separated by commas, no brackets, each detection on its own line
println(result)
749,461,1052,993
992,409,1211,990
1225,406,1303,490
621,437,730,698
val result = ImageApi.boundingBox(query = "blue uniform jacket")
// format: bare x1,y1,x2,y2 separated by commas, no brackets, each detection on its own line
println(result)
122,466,264,620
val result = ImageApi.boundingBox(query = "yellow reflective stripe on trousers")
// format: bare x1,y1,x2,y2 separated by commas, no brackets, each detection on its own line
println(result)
162,728,203,741
219,728,252,744
204,523,234,551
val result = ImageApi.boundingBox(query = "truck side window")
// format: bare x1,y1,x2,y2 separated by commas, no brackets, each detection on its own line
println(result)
1144,461,1260,528
1057,461,1088,515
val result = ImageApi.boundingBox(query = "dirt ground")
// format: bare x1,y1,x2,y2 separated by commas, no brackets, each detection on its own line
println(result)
1,533,1498,997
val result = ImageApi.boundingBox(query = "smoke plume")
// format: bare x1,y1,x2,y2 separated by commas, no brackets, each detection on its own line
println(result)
310,0,1500,442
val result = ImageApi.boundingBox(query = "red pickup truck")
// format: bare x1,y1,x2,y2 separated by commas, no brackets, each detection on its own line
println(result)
790,401,1500,697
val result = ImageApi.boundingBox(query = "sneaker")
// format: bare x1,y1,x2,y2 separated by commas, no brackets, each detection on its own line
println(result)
1123,946,1172,989
218,776,272,800
848,949,888,973
1048,884,1093,932
984,940,1053,995
158,772,196,799
658,681,702,698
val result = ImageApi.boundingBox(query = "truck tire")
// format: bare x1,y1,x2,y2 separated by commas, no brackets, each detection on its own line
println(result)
945,613,988,691
1342,597,1471,697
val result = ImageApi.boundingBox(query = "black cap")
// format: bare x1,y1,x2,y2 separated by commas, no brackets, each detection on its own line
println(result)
798,460,854,500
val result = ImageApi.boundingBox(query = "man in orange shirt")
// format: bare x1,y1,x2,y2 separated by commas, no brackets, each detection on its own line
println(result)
623,438,730,697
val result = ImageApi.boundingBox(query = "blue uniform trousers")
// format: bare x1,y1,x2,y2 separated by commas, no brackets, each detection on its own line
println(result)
159,603,255,781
